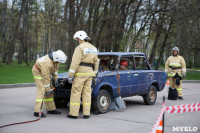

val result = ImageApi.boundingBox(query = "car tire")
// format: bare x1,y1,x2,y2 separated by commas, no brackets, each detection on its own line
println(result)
143,85,157,105
93,89,111,114
54,98,69,108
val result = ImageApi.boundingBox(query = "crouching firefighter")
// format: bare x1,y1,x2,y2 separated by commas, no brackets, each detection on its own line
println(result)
32,50,67,117
67,31,98,119
165,47,186,100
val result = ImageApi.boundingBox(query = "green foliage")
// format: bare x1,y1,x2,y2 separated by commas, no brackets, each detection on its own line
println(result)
187,59,193,69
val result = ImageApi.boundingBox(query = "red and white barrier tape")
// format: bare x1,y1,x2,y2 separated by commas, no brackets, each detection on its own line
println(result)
150,102,200,133
150,102,165,133
165,103,200,114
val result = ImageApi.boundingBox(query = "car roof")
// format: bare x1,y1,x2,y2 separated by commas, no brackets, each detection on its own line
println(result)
98,52,145,57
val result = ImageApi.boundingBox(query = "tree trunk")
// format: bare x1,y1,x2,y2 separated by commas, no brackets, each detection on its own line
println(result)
7,0,26,65
66,0,76,69
156,18,173,70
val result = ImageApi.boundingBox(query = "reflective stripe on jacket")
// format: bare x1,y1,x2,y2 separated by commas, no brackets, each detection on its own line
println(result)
165,55,186,77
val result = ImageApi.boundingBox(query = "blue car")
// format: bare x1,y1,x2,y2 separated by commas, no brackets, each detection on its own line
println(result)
54,52,167,113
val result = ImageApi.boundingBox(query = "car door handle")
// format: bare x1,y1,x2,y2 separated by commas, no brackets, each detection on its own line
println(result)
134,74,139,76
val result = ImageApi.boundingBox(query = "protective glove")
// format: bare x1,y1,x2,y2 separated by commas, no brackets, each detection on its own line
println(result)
45,88,54,96
68,77,73,84
176,78,181,85
92,78,96,84
52,80,58,85
182,73,186,77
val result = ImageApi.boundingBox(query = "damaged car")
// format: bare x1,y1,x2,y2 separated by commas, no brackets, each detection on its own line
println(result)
53,52,167,113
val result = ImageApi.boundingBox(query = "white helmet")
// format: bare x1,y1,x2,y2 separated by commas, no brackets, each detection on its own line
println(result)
73,31,88,40
172,46,179,53
53,50,67,63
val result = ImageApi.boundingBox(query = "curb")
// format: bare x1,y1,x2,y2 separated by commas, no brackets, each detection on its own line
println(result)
182,80,200,83
0,83,36,89
0,80,199,89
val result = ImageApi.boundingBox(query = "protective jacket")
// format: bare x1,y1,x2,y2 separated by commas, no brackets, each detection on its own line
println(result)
165,54,186,97
68,41,98,77
34,55,59,92
165,55,186,77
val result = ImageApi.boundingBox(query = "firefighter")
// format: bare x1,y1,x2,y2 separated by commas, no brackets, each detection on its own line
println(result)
120,60,128,70
32,50,67,117
165,47,186,100
67,31,98,119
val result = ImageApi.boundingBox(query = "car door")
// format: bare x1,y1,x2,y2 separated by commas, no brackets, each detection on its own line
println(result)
117,56,134,97
130,70,140,95
117,69,132,97
133,56,150,94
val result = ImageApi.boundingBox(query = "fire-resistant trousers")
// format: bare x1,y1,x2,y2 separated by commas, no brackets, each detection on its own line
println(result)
32,67,56,113
169,77,182,97
69,76,92,116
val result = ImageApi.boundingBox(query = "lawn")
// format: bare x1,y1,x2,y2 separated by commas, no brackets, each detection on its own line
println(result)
183,72,200,80
0,61,199,84
0,61,67,84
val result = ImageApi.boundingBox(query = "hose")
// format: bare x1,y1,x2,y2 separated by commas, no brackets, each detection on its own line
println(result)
0,97,44,128
0,116,40,128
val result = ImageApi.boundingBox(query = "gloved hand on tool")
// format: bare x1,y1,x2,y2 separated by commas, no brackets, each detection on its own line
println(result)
68,77,73,84
54,80,58,85
45,88,54,96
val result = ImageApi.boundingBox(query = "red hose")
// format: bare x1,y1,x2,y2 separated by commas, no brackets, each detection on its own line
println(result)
0,117,40,128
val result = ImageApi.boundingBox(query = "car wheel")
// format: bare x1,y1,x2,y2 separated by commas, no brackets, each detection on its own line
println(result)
54,98,69,108
93,90,111,114
143,85,157,105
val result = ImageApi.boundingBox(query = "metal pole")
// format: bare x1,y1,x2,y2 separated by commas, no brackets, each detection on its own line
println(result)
163,96,165,133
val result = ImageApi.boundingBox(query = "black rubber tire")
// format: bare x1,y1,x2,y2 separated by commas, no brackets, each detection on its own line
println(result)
93,90,111,114
54,98,69,108
143,85,157,105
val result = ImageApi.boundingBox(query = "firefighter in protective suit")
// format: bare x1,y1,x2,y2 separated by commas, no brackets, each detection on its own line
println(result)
32,50,67,117
165,47,186,100
67,31,98,119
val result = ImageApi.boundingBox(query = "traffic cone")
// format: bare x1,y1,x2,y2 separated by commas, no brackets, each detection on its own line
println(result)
166,79,169,85
156,120,164,133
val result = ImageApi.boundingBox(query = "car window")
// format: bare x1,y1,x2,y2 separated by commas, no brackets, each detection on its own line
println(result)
134,56,150,70
98,56,118,71
120,57,134,70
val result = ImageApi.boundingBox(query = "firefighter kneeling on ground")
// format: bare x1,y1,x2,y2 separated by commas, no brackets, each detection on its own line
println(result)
165,47,186,100
67,31,98,119
32,50,67,117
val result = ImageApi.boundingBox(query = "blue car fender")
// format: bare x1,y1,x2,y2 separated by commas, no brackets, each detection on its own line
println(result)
92,79,115,98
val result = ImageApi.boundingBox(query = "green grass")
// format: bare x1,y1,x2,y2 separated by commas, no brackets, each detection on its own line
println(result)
0,61,199,84
0,61,68,84
184,72,200,80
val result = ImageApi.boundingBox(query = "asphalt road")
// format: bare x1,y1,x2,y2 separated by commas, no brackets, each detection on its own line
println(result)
0,83,200,133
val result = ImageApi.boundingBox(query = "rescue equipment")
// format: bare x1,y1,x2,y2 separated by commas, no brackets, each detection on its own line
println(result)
168,87,178,100
109,96,126,111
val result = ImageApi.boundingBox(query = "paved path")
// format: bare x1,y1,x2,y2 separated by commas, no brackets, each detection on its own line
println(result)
0,83,200,133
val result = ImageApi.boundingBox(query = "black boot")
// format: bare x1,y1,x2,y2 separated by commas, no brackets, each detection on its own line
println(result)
47,110,61,114
67,114,77,119
34,112,46,117
83,115,90,119
179,96,183,100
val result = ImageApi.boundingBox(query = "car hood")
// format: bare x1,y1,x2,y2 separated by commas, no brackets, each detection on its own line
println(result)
58,72,69,79
58,71,116,79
